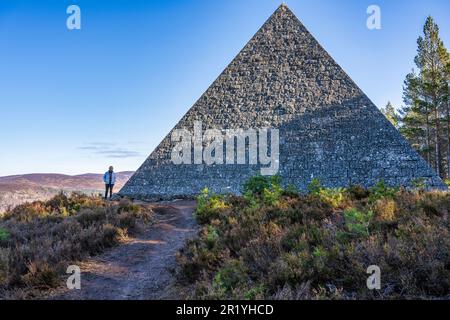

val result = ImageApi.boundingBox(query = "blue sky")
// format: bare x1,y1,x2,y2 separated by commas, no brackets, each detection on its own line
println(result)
0,0,449,176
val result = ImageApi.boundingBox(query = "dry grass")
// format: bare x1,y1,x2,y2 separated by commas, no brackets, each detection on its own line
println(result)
175,177,450,300
0,192,152,299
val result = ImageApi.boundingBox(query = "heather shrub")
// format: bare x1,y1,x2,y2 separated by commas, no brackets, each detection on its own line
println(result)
372,198,397,222
0,248,8,285
0,193,153,299
211,259,248,297
118,198,141,214
176,176,450,299
21,261,59,290
347,184,370,200
417,192,450,218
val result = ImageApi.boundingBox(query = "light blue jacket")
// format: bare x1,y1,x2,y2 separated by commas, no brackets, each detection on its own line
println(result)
103,171,116,185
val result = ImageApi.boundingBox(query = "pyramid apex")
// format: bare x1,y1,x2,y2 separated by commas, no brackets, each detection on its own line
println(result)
274,2,295,16
119,1,448,200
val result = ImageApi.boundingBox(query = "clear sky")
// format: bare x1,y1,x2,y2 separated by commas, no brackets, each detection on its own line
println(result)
0,0,449,176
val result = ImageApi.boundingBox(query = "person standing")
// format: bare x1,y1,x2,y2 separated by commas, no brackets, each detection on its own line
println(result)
103,166,116,199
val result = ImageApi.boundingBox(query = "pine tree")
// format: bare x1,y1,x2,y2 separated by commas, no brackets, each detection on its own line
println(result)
400,16,449,178
441,52,450,178
400,71,432,163
381,101,399,128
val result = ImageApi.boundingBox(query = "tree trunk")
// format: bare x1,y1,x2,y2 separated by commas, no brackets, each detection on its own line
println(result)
425,105,432,165
446,90,450,178
434,104,442,177
429,54,442,177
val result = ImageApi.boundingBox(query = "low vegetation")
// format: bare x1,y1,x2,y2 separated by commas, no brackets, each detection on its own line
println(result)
0,193,152,299
176,177,450,299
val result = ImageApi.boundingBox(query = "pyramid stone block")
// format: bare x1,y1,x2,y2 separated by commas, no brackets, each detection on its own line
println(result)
119,4,446,200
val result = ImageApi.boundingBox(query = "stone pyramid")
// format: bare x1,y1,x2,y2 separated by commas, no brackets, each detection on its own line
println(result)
119,4,446,200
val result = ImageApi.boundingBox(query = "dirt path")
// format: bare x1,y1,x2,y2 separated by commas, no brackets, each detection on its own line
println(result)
51,200,197,300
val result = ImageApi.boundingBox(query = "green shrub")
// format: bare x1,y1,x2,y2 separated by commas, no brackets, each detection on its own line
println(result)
210,272,228,299
243,176,273,195
196,188,210,211
262,185,282,206
242,175,283,206
282,184,299,197
244,283,266,300
195,188,228,224
368,180,398,202
318,188,347,208
307,178,323,195
343,208,373,237
306,179,347,208
411,178,426,190
205,225,219,249
0,228,9,244
214,259,247,292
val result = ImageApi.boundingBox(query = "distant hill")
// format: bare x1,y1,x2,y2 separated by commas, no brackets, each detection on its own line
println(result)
0,172,134,212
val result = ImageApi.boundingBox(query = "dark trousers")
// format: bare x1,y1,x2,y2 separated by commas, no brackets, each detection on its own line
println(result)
105,184,114,199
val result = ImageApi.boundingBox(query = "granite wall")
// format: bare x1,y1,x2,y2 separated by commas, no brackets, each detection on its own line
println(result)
119,4,446,201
